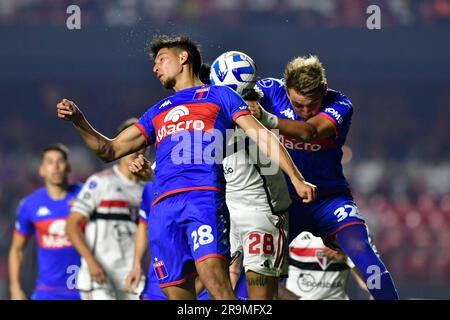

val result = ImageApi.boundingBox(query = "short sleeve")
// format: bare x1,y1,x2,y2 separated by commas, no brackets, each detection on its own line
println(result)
254,78,282,113
218,86,251,123
318,100,353,139
14,200,34,237
136,106,158,145
70,175,103,218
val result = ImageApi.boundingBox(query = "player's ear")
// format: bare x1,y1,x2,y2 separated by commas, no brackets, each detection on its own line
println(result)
66,163,72,174
179,50,189,65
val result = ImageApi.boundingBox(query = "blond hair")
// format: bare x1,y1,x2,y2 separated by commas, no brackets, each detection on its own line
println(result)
284,55,327,98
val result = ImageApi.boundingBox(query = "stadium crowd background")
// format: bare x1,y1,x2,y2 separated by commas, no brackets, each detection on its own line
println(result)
0,0,449,299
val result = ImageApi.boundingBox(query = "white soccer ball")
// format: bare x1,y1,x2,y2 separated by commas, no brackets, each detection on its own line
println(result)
209,51,257,97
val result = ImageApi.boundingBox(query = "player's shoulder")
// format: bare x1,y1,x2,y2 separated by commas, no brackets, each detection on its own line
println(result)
255,77,285,98
84,168,114,188
209,84,237,97
22,187,47,204
68,182,83,195
17,187,46,214
324,89,353,109
290,231,319,247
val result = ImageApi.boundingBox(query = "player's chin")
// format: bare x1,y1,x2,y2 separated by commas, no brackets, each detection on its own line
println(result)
162,78,176,90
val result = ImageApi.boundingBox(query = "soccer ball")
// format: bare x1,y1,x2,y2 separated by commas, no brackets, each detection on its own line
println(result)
209,51,257,97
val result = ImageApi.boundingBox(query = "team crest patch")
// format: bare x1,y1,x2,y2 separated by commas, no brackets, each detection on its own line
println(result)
153,259,169,280
316,250,330,270
193,87,210,100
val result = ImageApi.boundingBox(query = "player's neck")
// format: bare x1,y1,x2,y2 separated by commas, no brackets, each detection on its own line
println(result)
118,161,139,182
173,74,203,92
46,182,68,200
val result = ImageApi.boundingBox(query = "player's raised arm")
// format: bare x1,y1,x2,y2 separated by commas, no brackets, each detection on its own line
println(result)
247,99,336,143
235,114,317,203
56,99,147,162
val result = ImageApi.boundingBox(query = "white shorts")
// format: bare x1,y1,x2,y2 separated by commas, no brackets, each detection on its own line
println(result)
80,288,139,300
229,206,289,277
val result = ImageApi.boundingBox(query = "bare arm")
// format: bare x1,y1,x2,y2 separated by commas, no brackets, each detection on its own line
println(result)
247,100,335,142
125,222,148,294
235,114,317,203
56,99,147,162
66,212,107,284
8,234,30,300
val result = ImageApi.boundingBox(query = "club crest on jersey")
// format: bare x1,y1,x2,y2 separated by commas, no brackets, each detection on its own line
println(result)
193,87,210,100
316,251,330,270
153,259,169,280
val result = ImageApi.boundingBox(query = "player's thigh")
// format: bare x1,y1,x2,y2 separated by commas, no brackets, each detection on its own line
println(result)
239,209,288,278
315,196,366,247
182,190,230,264
245,270,278,300
161,276,196,300
116,290,140,300
80,288,115,300
148,197,197,289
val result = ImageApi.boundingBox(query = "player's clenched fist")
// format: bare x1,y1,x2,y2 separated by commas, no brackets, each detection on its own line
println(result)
246,100,262,120
129,154,154,181
56,99,82,123
293,180,318,204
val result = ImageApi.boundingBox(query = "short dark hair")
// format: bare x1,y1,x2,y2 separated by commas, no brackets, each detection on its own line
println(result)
40,144,69,162
198,63,211,84
117,117,138,133
149,35,202,76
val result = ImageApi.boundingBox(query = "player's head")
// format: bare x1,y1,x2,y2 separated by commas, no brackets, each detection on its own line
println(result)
39,144,71,186
284,55,328,119
117,118,147,164
149,35,202,90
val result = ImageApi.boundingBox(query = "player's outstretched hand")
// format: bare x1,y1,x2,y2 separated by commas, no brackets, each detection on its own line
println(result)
125,265,142,295
56,98,83,123
129,154,153,181
246,100,262,120
293,179,317,204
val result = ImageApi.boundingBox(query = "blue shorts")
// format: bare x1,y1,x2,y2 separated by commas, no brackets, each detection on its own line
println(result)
289,194,366,246
148,190,230,288
32,288,81,300
140,268,167,300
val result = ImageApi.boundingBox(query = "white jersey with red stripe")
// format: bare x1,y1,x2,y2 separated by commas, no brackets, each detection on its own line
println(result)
286,232,354,300
224,128,291,277
71,165,145,293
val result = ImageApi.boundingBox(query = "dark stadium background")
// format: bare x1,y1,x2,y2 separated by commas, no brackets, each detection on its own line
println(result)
0,0,449,299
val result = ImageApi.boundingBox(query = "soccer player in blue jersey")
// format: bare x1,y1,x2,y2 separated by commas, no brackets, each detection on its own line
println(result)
125,180,211,300
246,55,399,300
56,35,317,300
8,144,82,300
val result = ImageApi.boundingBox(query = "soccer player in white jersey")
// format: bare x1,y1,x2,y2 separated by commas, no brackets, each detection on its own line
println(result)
224,127,291,299
204,59,293,299
66,118,148,300
284,231,372,300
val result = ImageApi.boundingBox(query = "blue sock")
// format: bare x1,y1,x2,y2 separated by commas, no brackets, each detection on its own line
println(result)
335,224,399,300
